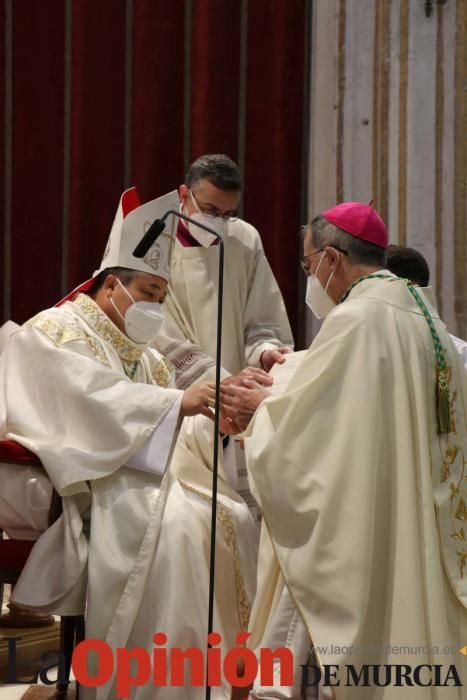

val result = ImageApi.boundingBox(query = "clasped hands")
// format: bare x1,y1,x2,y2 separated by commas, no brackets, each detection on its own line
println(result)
219,346,292,432
181,367,271,431
182,362,283,433
218,367,272,434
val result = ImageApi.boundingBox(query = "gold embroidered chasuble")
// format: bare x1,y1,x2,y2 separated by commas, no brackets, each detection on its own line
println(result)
245,276,467,699
0,293,257,699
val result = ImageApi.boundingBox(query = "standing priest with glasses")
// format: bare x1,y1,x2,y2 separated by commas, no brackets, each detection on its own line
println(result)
154,153,294,386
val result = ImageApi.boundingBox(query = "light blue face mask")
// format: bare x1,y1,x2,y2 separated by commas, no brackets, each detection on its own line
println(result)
111,279,165,344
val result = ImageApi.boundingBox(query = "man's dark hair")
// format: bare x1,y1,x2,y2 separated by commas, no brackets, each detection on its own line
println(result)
88,267,141,296
185,154,242,192
386,244,430,286
308,214,387,267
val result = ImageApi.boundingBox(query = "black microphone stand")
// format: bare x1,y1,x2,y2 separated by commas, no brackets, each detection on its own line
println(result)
134,210,224,700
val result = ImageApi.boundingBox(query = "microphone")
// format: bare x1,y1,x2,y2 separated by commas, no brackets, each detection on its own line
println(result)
132,218,167,258
133,209,220,258
134,207,224,700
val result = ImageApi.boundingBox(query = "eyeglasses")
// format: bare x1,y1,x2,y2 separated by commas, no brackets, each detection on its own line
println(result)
300,249,323,273
190,190,238,222
300,246,348,273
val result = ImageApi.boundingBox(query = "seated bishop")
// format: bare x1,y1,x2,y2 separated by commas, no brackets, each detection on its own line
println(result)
0,188,258,699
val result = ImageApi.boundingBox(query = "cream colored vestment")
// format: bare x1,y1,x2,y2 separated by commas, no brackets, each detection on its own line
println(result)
0,293,258,699
157,219,294,384
245,276,467,700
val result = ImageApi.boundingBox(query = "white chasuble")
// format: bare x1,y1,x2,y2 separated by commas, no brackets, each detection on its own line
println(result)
245,276,467,700
0,293,258,699
0,293,182,611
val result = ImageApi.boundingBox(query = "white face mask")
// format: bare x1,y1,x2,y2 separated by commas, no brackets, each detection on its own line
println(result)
184,190,227,247
305,252,337,319
110,279,165,344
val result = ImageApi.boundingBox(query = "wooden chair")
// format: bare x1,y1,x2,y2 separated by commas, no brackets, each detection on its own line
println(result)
0,439,85,695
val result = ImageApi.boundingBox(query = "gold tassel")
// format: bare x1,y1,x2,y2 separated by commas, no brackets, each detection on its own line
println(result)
437,367,453,435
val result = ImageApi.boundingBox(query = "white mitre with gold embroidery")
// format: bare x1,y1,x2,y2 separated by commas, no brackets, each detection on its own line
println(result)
99,187,179,282
58,187,179,304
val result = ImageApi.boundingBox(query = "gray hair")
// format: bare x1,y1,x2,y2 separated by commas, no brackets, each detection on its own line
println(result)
186,154,242,192
307,214,387,267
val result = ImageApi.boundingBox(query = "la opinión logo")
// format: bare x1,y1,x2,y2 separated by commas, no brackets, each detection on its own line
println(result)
71,632,293,697
4,632,464,696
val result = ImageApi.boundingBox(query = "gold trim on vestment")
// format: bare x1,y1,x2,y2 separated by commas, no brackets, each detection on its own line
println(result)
73,293,146,363
179,480,251,632
25,315,111,368
436,366,467,605
27,295,174,389
152,357,172,388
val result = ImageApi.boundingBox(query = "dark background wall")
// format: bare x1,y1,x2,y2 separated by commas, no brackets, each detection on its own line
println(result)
0,0,310,342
